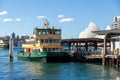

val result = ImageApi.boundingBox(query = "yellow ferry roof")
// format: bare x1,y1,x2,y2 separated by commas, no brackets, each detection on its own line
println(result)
22,45,63,49
42,45,63,48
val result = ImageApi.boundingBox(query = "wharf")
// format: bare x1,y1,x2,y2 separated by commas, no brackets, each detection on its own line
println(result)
61,38,110,51
61,36,120,67
71,51,120,66
61,38,108,63
71,51,102,63
105,55,120,67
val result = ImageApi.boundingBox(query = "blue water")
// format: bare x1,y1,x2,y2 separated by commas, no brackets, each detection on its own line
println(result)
0,47,120,80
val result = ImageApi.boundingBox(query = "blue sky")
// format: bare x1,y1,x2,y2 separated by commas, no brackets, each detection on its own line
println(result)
0,0,120,38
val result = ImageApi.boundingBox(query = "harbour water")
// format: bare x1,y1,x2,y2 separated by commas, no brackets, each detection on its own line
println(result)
0,47,120,80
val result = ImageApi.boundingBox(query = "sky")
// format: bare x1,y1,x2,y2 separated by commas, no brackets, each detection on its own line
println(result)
0,0,120,39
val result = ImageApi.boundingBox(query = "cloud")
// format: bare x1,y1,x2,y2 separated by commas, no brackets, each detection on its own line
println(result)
3,18,13,22
15,18,21,22
36,16,46,19
59,18,74,23
0,11,8,15
2,18,21,22
58,15,64,18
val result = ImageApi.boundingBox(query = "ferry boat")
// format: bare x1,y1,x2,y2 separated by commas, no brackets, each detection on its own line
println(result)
0,39,9,49
17,20,72,62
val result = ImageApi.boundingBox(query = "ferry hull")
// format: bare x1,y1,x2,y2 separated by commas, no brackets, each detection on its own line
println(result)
17,56,46,61
17,51,47,61
17,51,72,62
47,51,72,62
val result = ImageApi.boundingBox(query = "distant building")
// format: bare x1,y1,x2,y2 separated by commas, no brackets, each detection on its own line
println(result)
17,35,29,46
0,32,30,46
16,35,19,39
112,16,120,29
12,32,15,39
4,36,10,40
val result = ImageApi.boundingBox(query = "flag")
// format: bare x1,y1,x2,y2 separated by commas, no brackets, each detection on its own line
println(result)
44,20,49,28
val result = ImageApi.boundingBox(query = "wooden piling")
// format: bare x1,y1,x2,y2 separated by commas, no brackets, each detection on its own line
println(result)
9,38,14,61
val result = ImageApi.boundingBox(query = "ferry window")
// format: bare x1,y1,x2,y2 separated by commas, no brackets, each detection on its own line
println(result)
55,31,61,35
57,40,60,43
58,31,61,35
53,31,55,34
52,48,55,51
55,31,57,34
53,39,55,43
49,39,52,43
32,49,40,53
55,39,60,43
54,39,56,43
46,31,49,34
55,48,59,51
26,41,37,44
41,39,44,43
49,30,52,34
45,39,48,43
48,48,51,52
39,32,41,34
43,48,47,51
42,31,46,34
51,48,53,51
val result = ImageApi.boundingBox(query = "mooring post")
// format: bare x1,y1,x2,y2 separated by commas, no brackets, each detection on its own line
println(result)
102,34,107,66
9,38,14,61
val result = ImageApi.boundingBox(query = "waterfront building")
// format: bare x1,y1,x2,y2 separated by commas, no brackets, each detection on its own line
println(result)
110,16,120,55
93,16,120,55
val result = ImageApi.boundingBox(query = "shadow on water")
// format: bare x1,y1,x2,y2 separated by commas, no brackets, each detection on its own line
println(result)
23,61,64,79
14,61,120,80
9,61,13,72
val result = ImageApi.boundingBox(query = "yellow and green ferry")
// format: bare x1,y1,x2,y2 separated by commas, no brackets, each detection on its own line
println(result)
17,21,71,62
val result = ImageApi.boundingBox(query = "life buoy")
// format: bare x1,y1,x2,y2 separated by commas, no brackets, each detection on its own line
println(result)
27,48,31,53
114,49,117,55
